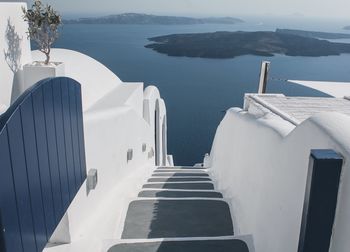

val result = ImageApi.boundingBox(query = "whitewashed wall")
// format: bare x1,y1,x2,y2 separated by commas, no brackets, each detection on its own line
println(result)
144,86,168,166
46,68,168,251
0,4,124,112
32,49,123,111
0,2,32,107
0,4,169,250
64,108,155,244
208,106,350,252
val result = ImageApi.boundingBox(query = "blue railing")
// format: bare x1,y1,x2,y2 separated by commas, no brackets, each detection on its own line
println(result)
0,77,87,252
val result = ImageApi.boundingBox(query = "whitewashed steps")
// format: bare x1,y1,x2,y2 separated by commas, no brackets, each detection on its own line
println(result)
152,173,209,177
138,190,223,198
148,177,212,183
121,199,233,239
143,182,214,190
108,239,249,252
109,166,252,252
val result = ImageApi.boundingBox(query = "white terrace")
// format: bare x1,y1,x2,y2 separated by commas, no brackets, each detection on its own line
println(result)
245,94,350,125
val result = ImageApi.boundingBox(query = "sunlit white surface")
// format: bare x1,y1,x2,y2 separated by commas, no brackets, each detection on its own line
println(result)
208,96,350,252
0,2,32,106
32,49,123,111
289,80,350,98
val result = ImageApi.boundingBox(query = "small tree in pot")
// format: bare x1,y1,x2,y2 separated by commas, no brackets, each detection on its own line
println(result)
22,0,62,65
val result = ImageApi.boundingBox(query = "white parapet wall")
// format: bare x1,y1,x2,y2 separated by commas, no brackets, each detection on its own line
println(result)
0,4,124,111
32,49,124,111
0,2,32,107
208,105,350,252
143,86,168,166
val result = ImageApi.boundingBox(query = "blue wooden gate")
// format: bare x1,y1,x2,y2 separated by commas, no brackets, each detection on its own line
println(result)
0,77,87,252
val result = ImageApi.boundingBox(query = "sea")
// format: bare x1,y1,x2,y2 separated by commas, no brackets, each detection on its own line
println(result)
54,16,350,165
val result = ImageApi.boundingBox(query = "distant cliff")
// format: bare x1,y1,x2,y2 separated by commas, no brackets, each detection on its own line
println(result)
145,31,350,59
64,13,244,25
344,26,350,31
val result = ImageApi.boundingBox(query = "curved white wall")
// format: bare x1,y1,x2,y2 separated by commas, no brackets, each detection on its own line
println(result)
55,80,168,251
1,4,123,112
208,108,350,252
0,2,32,107
65,107,155,244
32,49,123,111
41,64,169,250
143,86,168,166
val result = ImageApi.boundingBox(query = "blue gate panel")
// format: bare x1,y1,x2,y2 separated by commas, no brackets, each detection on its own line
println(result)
76,85,87,181
69,82,83,187
52,79,70,210
43,83,64,223
20,97,48,247
61,79,77,199
0,210,6,252
0,129,23,252
0,77,87,252
32,88,56,236
7,112,37,252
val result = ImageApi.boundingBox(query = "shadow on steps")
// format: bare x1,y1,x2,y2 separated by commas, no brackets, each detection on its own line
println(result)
121,199,233,239
108,239,249,252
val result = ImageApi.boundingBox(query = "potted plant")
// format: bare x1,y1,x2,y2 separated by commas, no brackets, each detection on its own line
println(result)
23,0,61,64
22,0,64,89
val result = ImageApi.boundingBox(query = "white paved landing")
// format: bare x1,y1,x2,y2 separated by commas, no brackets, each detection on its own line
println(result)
248,94,350,124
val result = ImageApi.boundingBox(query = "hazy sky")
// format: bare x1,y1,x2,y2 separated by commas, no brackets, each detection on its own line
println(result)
20,0,350,19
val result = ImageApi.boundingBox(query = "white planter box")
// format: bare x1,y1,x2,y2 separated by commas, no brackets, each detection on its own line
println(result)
0,104,7,115
23,61,65,90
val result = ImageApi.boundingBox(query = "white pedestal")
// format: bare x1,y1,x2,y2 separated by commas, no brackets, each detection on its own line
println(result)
23,61,65,91
0,104,8,115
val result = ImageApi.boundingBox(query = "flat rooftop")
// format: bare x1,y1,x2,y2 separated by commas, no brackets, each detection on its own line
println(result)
245,94,350,125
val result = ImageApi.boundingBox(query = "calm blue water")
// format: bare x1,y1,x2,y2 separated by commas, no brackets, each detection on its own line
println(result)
54,18,350,165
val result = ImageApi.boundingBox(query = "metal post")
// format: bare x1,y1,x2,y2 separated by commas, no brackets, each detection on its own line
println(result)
258,61,270,94
298,149,343,252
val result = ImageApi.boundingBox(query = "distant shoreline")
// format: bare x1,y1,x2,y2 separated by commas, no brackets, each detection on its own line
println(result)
63,13,244,25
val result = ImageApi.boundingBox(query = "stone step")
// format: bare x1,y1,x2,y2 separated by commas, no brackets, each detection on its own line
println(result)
154,169,207,173
152,173,209,177
108,239,249,252
138,190,223,198
148,177,212,183
121,199,233,239
143,182,214,190
158,166,207,170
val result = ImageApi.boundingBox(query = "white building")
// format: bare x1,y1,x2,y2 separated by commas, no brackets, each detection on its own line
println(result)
0,2,349,252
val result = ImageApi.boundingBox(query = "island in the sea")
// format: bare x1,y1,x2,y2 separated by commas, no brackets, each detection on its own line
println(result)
344,26,350,31
145,29,350,59
64,13,244,25
276,28,350,39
